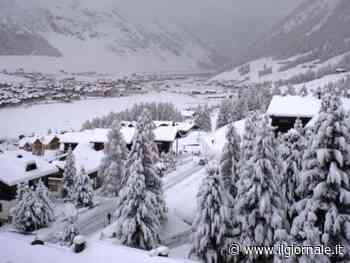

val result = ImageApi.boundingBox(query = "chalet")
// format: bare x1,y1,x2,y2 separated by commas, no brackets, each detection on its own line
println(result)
32,138,44,156
59,127,135,153
53,143,104,190
267,96,321,133
18,136,36,152
0,150,59,223
42,135,60,150
267,95,350,133
17,134,60,156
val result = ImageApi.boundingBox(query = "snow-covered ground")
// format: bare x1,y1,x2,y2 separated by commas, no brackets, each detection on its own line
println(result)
0,92,208,138
0,153,205,262
211,52,350,85
0,232,195,263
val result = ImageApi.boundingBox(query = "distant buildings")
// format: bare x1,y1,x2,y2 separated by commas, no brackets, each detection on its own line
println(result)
0,120,199,223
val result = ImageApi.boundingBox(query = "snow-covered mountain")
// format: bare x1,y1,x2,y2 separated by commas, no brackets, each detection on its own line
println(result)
213,0,350,85
0,0,225,73
243,0,350,63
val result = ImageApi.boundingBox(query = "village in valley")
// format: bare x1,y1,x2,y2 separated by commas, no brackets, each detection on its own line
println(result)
3,0,350,263
1,65,350,262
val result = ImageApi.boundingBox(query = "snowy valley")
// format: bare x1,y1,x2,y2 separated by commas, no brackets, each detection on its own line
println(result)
2,0,350,263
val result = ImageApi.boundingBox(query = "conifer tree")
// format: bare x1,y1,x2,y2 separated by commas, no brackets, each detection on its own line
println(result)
13,183,54,232
100,120,127,197
241,113,258,162
62,147,77,200
195,104,212,132
219,123,241,203
142,109,159,163
190,165,233,263
291,95,350,262
74,167,94,208
115,111,167,249
114,159,161,249
217,99,233,129
36,180,54,222
236,116,288,262
280,120,307,222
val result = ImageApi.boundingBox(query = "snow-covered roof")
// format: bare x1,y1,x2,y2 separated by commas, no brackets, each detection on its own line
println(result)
0,150,59,186
18,134,59,147
59,128,136,145
18,136,37,147
154,126,180,142
54,143,104,175
267,95,321,118
267,95,350,119
174,122,196,133
41,134,59,145
59,129,109,144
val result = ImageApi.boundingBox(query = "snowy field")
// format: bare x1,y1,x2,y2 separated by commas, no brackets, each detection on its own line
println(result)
0,92,209,138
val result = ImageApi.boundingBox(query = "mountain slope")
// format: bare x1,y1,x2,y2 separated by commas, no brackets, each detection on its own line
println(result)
213,0,350,85
0,0,225,73
244,0,350,62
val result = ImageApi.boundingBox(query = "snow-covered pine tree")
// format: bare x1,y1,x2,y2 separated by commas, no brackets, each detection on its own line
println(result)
291,95,350,262
190,165,233,263
102,161,123,197
74,167,94,208
235,96,249,118
236,115,288,262
62,147,77,200
195,104,212,132
280,120,307,222
142,109,159,163
36,180,54,223
116,110,167,247
241,113,258,162
114,158,161,250
217,99,233,129
100,120,127,197
13,183,53,232
219,123,241,203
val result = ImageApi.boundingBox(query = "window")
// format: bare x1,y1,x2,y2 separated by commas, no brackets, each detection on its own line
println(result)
0,203,2,212
26,162,38,171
